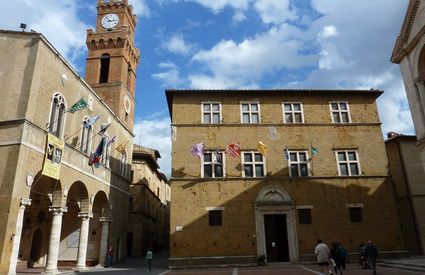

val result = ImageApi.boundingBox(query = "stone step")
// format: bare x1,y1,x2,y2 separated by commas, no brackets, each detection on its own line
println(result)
379,262,425,273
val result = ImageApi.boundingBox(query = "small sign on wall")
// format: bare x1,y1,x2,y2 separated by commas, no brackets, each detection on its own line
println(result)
176,226,183,232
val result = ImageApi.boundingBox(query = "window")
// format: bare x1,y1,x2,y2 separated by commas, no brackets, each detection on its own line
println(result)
99,53,110,83
288,151,309,177
80,117,92,154
241,102,260,123
283,103,304,123
49,93,66,138
330,102,351,123
202,152,224,178
242,152,265,177
208,210,222,226
349,207,363,223
336,150,360,176
298,209,312,224
202,103,221,124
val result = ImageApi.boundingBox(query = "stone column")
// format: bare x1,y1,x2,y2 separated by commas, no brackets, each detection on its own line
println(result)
44,207,67,274
96,217,111,267
75,212,93,270
8,198,32,275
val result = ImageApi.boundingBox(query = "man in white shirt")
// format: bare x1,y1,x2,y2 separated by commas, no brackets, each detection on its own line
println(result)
315,239,333,274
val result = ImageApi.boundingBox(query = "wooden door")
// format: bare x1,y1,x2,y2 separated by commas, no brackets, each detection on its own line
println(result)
264,214,290,262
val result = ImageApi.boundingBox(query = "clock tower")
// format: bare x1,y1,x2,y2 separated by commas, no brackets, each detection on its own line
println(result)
85,0,140,130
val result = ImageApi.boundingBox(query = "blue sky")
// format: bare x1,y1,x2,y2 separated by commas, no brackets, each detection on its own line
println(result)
1,0,414,176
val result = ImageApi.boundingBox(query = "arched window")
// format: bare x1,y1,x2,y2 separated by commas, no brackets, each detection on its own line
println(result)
49,93,66,138
120,151,127,177
102,134,110,167
99,53,111,83
80,117,93,154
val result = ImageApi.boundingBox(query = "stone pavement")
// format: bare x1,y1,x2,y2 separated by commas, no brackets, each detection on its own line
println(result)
16,252,425,275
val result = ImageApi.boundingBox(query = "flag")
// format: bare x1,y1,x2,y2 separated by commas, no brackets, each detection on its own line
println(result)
89,137,106,166
257,141,268,156
116,139,128,155
311,145,318,155
226,143,240,157
67,98,88,113
107,135,116,146
191,142,204,158
284,147,290,160
98,122,111,136
84,115,100,128
212,148,222,164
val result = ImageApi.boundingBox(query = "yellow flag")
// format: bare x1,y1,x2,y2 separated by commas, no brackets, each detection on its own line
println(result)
257,141,268,156
116,139,129,155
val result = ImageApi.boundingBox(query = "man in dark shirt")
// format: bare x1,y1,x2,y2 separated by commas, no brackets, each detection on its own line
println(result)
365,240,378,274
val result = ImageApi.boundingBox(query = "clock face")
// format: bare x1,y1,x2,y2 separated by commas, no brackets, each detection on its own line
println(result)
101,14,119,29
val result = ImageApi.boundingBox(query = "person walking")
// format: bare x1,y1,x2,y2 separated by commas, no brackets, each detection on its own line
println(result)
338,242,348,270
146,248,153,272
330,242,343,275
365,240,378,274
315,239,333,274
106,245,114,268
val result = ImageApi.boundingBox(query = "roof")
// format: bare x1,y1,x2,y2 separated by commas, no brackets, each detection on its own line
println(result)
391,0,421,63
165,88,384,119
385,134,417,143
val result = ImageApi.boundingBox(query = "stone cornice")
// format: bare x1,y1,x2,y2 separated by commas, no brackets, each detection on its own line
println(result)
391,0,422,63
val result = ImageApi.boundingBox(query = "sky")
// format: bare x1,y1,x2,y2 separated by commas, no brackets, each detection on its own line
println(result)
1,0,414,177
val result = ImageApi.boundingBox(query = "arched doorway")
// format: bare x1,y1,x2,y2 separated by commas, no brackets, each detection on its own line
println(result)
58,181,89,265
91,191,110,265
255,185,298,262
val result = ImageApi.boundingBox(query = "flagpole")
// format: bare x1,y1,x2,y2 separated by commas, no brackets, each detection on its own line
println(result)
310,142,314,176
64,125,85,142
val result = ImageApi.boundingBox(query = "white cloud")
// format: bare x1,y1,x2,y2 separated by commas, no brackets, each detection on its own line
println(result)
253,0,297,25
129,0,151,17
319,25,338,38
152,62,184,87
190,0,250,13
1,0,88,64
134,117,172,177
162,34,194,55
190,24,316,88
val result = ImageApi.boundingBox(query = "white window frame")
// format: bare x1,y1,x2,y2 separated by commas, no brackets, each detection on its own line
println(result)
329,101,351,123
80,116,93,154
335,150,361,176
240,102,261,124
201,151,225,178
201,102,222,124
48,93,67,139
282,102,304,123
242,151,266,177
288,150,310,177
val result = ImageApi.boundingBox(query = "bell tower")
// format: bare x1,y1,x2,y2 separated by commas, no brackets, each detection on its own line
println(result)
85,0,140,130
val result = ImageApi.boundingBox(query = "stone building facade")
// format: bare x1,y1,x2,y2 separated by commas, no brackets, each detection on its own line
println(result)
385,133,425,254
166,89,403,268
0,0,139,274
391,0,425,173
128,145,170,256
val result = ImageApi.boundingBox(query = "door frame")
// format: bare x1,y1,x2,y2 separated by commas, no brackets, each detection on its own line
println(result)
255,185,298,262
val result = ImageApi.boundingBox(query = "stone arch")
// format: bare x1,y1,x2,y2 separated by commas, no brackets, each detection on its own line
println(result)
66,181,90,212
256,185,293,205
92,190,110,217
412,36,425,80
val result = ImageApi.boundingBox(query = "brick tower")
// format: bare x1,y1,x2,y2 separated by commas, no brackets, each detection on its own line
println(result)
85,0,140,130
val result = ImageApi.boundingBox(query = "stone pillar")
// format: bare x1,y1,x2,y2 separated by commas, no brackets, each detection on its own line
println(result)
44,207,67,274
75,212,93,270
8,198,32,275
96,217,111,267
